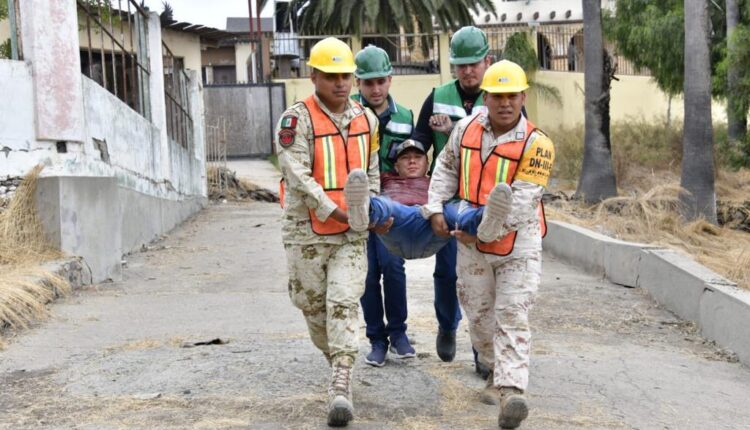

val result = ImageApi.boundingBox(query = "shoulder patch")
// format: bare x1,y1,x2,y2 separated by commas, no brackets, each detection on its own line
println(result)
516,134,555,187
278,129,295,148
280,115,298,130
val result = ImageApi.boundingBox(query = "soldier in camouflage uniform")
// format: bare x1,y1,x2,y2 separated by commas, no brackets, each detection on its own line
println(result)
275,37,380,427
423,60,555,429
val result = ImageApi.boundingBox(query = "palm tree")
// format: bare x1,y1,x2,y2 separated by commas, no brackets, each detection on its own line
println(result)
575,0,617,203
681,0,716,223
285,0,496,35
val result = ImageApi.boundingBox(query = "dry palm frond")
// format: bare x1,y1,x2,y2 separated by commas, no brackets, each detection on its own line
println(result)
0,165,62,265
0,166,69,338
0,266,69,330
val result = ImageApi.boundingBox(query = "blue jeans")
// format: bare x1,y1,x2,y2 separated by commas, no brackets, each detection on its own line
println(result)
370,198,484,260
369,197,486,332
361,231,407,345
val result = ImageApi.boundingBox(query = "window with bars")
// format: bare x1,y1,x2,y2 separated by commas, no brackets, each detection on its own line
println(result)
77,0,151,118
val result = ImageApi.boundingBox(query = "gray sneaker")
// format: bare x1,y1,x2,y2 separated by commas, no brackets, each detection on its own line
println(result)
344,169,370,232
327,359,354,427
498,387,528,429
477,183,513,243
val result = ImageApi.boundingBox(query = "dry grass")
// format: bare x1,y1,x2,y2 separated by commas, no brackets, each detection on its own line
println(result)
0,165,61,265
0,166,69,340
547,169,750,290
545,118,750,290
547,120,682,187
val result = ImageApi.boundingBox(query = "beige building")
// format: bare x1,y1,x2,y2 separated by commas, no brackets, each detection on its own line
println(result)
200,17,273,85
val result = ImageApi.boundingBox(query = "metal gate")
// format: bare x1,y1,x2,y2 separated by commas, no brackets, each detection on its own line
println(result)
203,83,286,157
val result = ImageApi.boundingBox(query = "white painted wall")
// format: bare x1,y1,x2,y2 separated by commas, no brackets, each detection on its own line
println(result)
0,6,206,202
0,61,205,201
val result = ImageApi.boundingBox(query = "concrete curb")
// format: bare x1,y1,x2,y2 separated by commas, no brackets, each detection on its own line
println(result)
544,220,750,367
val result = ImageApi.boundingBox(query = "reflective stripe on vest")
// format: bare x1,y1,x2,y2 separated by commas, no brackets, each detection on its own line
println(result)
350,94,413,172
380,103,413,172
458,117,547,256
431,81,483,172
384,120,412,135
303,96,371,235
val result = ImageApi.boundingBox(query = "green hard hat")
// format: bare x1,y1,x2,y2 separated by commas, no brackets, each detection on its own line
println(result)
354,45,393,79
450,26,489,65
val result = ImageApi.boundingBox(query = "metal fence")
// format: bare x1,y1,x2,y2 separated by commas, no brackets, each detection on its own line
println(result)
271,34,352,79
162,41,193,149
206,117,228,195
483,25,531,63
77,0,151,118
535,24,649,76
361,33,440,75
203,83,286,157
271,33,440,79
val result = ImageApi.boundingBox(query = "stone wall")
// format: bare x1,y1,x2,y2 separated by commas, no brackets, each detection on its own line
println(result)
0,176,21,202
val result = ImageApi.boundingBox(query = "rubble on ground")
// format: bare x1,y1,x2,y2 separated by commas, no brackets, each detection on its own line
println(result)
208,167,279,203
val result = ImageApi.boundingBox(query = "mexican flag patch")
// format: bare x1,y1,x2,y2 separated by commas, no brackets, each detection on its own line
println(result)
281,115,298,129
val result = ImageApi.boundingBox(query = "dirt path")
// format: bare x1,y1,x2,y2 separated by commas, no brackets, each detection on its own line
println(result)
1,200,749,430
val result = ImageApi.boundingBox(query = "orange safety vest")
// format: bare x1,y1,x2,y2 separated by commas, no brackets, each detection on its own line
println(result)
285,96,371,235
458,117,547,256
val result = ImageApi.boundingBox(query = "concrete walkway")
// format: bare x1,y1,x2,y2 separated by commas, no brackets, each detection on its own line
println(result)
227,158,281,192
1,162,750,429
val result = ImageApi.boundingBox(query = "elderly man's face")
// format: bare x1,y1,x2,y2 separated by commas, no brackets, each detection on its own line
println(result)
394,149,428,178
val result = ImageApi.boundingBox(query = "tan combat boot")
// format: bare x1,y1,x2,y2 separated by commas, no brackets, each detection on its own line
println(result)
480,370,502,405
498,387,528,429
327,357,354,427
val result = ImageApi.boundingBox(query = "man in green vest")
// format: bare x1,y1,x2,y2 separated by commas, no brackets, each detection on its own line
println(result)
352,45,417,367
352,45,414,171
410,26,492,374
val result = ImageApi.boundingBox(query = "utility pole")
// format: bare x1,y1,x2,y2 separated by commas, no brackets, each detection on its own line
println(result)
256,0,264,83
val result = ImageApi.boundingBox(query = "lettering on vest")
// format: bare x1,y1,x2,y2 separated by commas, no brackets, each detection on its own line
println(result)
458,117,547,256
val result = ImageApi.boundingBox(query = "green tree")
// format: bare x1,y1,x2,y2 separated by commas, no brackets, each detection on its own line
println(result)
0,1,9,59
287,0,496,35
607,0,730,96
502,32,561,105
577,0,618,203
725,0,748,146
608,0,750,162
682,0,717,223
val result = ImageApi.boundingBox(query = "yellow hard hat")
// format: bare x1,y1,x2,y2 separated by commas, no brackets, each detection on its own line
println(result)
480,60,529,93
306,37,357,74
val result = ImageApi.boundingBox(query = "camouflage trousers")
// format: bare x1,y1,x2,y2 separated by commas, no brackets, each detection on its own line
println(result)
285,240,367,365
456,243,542,391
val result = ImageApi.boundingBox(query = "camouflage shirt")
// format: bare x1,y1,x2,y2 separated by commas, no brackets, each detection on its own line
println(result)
275,94,381,245
423,113,555,256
